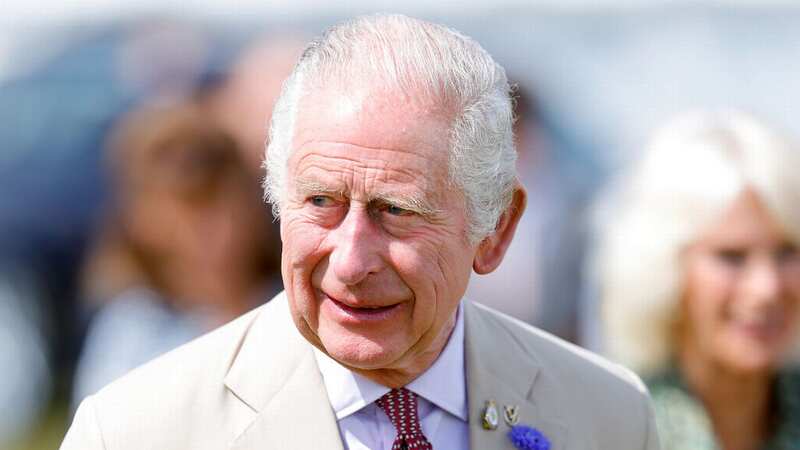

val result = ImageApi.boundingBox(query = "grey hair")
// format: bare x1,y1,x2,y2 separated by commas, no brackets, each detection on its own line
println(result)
263,14,516,243
591,110,800,375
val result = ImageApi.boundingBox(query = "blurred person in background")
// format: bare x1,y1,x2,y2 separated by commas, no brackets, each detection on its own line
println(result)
0,266,52,448
465,83,587,342
72,102,279,407
592,111,800,449
202,35,306,178
0,20,223,447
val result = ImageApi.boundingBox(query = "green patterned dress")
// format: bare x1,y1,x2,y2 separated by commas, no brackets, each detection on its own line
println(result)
646,368,800,450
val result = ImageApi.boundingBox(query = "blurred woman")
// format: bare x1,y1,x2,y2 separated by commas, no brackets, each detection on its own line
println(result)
592,111,800,450
72,102,281,407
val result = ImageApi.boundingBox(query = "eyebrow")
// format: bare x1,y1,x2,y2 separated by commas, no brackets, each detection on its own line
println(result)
293,179,345,198
292,178,442,219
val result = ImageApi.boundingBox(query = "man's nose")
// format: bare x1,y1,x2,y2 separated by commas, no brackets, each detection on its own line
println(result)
329,205,384,286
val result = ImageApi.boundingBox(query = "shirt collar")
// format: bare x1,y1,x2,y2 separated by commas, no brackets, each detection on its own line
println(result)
313,302,467,421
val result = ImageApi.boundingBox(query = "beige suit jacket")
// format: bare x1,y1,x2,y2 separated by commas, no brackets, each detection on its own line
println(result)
61,292,660,450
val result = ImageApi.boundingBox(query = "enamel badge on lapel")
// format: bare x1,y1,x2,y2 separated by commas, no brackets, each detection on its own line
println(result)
503,404,520,426
481,400,499,430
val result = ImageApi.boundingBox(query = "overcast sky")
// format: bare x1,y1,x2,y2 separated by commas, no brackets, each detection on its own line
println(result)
2,0,798,82
3,0,799,27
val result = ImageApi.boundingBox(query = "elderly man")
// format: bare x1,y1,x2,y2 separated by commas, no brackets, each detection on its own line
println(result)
61,14,659,450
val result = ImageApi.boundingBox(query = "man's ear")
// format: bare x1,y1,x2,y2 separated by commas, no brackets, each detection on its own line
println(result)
473,182,527,274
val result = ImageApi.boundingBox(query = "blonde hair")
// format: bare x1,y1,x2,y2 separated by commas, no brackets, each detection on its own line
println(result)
592,110,800,374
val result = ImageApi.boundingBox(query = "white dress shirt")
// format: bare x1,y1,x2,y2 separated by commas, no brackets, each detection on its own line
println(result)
313,304,468,450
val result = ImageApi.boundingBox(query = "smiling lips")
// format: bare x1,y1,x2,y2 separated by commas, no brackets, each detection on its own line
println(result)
322,292,404,322
731,315,785,341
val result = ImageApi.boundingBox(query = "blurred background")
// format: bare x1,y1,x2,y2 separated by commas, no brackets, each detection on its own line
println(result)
2,1,800,448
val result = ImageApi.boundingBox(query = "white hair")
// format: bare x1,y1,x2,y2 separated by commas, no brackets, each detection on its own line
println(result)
263,14,516,243
591,110,800,375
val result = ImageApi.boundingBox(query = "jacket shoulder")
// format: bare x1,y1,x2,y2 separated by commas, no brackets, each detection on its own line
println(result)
468,300,646,391
466,301,659,450
66,300,284,449
94,303,261,400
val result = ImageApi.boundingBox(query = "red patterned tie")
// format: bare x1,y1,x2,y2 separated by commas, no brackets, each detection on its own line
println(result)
376,388,434,450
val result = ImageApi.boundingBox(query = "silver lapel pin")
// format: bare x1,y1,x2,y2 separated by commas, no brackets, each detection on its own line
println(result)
481,400,499,430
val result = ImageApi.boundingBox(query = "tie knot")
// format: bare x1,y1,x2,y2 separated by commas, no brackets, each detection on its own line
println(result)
376,388,419,434
376,388,432,450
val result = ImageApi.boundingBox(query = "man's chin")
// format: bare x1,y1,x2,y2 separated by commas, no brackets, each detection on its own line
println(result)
318,335,406,371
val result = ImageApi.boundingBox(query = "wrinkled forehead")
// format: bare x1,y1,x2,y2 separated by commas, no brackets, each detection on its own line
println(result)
286,84,458,200
292,82,454,159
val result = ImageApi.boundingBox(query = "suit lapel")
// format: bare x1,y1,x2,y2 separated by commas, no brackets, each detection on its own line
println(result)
225,294,344,450
464,301,568,450
221,294,569,449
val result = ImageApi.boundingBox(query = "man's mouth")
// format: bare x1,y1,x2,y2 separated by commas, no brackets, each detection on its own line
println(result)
321,292,403,322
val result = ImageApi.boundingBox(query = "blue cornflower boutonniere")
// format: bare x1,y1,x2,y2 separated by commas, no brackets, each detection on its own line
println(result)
507,424,550,450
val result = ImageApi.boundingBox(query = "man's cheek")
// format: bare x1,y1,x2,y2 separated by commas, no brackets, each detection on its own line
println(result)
285,230,330,276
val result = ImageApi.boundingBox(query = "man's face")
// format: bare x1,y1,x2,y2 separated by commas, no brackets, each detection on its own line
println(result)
279,85,477,377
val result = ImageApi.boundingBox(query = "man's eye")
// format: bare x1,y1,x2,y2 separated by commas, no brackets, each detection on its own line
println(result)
310,195,335,207
385,204,412,216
